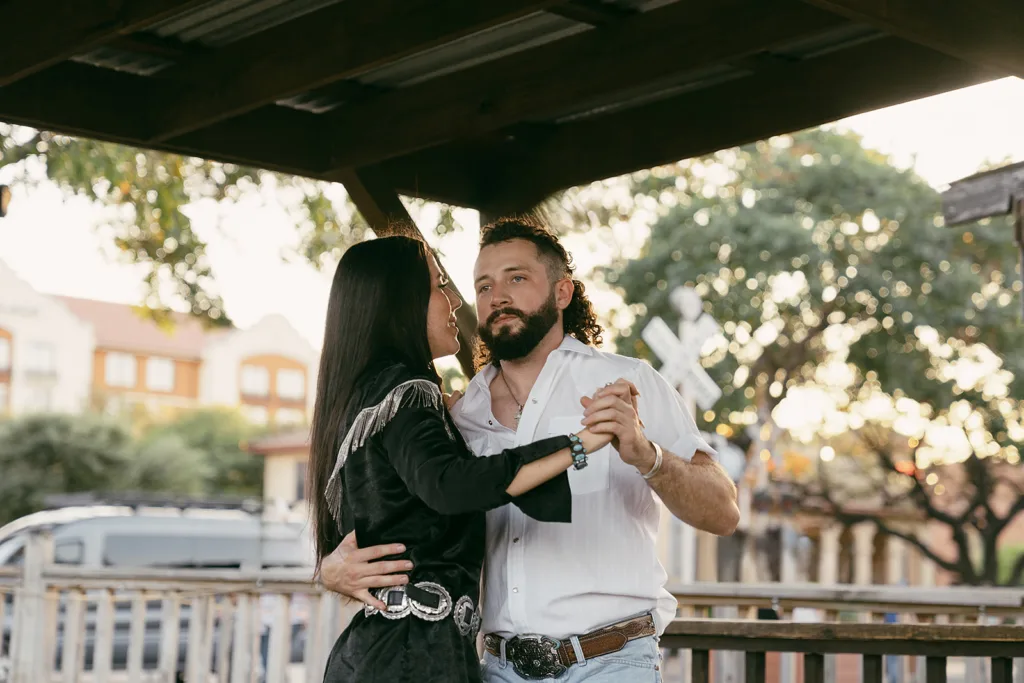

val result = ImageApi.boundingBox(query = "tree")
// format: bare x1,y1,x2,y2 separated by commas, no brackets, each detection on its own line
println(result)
0,124,367,326
138,408,264,497
0,125,471,327
0,409,266,526
606,128,1023,585
0,413,194,526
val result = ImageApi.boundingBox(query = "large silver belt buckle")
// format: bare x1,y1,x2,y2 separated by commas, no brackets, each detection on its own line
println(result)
506,634,567,680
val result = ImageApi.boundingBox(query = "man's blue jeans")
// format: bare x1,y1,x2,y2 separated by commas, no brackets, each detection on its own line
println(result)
481,635,663,682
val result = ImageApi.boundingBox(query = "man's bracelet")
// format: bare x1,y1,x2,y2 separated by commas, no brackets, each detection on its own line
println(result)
640,441,663,480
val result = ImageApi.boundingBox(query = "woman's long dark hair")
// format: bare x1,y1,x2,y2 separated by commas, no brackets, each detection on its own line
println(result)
308,236,435,573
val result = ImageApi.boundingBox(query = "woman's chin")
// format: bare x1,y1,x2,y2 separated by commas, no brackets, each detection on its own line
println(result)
430,341,461,360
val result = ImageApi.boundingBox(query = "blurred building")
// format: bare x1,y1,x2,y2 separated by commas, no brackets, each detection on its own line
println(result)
0,262,95,414
0,259,317,426
247,429,310,521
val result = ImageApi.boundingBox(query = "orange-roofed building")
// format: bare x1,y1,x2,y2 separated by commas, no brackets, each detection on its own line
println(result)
0,259,317,426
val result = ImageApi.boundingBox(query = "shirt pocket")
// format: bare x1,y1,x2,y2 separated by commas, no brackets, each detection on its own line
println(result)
546,416,611,495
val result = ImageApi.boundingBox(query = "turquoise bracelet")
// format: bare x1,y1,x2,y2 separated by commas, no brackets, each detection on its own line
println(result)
568,434,588,470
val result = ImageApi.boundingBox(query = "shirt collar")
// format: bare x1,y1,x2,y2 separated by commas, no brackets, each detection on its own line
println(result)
463,335,594,399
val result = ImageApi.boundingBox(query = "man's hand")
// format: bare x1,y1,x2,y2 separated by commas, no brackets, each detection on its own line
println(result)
580,379,657,473
319,532,413,611
445,390,464,410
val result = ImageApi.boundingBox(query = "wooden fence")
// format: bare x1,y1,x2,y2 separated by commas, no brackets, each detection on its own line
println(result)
1,530,1021,683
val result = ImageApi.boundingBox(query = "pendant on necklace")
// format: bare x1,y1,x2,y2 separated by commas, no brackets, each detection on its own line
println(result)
514,405,523,426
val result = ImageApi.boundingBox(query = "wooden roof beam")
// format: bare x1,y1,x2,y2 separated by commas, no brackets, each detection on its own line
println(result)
0,60,488,210
0,0,213,87
146,0,562,143
547,0,638,27
0,63,328,178
338,167,479,376
323,0,848,172
471,37,999,207
799,0,1024,76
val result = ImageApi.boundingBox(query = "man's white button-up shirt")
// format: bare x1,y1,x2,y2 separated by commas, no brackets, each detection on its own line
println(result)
450,336,715,640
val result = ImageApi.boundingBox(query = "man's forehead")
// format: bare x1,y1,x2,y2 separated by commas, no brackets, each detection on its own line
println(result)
474,240,542,276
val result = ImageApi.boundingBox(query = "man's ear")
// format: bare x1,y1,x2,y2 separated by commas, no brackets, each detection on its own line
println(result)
555,278,575,311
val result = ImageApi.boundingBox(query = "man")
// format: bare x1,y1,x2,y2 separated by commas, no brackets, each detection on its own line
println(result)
322,218,739,681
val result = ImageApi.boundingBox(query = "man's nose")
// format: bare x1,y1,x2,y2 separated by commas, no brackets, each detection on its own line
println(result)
490,284,512,307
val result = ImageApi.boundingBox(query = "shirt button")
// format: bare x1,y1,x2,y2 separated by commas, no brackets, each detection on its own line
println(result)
488,420,494,426
513,537,520,543
512,587,519,593
531,399,538,404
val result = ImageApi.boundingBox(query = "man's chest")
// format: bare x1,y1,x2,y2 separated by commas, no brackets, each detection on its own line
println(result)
458,361,645,499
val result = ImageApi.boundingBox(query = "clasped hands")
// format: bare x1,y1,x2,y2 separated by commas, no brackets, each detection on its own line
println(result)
330,379,656,609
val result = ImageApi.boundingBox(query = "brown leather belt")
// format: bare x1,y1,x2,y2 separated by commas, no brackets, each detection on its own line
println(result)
483,613,656,679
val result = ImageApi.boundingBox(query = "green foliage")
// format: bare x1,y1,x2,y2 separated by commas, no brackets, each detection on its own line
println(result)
0,124,357,326
130,434,211,496
610,129,1022,452
599,128,1023,584
0,413,137,525
999,545,1023,586
0,409,265,526
139,408,263,497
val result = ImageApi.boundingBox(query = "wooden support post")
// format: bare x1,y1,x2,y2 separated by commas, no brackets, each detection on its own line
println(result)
341,168,479,377
863,654,883,683
216,595,236,683
992,658,1014,683
60,590,85,683
12,530,51,683
1014,196,1024,321
805,653,825,683
126,592,147,683
746,651,767,683
230,594,254,683
925,658,947,683
158,593,182,682
93,589,116,681
265,594,292,683
691,649,710,683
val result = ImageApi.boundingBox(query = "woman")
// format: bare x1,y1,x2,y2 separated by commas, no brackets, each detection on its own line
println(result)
309,236,610,682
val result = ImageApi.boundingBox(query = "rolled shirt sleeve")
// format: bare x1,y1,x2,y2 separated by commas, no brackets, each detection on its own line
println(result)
631,362,716,462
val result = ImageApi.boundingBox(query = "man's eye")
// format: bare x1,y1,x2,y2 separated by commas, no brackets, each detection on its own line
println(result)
477,285,491,293
511,276,525,283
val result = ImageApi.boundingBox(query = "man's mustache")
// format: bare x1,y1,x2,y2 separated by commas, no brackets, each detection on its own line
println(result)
485,308,527,327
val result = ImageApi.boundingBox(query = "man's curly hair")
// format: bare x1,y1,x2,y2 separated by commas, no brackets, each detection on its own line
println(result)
476,216,602,366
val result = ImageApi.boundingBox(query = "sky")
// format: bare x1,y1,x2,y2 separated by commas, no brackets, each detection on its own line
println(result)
2,77,1024,353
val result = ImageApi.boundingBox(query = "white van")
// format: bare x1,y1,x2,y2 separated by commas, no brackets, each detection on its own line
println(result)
0,506,314,679
0,506,314,569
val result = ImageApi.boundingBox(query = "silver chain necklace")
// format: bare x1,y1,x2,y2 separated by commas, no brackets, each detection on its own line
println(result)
498,369,524,426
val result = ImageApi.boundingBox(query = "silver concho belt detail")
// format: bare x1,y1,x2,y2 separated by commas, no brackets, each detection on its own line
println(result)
453,595,481,638
364,582,479,639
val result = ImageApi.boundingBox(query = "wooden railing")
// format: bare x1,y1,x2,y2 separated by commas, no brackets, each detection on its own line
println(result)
1,531,1021,683
669,583,1024,619
662,620,1023,683
666,584,1024,683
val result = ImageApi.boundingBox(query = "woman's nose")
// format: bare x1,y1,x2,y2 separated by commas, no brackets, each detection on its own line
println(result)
447,288,463,312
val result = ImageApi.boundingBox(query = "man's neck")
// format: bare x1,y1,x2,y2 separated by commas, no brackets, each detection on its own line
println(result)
498,327,566,398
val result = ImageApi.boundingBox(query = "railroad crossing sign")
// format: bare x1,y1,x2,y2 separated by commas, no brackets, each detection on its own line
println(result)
641,286,722,410
941,161,1024,319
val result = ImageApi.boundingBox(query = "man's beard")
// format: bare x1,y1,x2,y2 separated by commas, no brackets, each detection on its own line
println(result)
478,292,560,362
